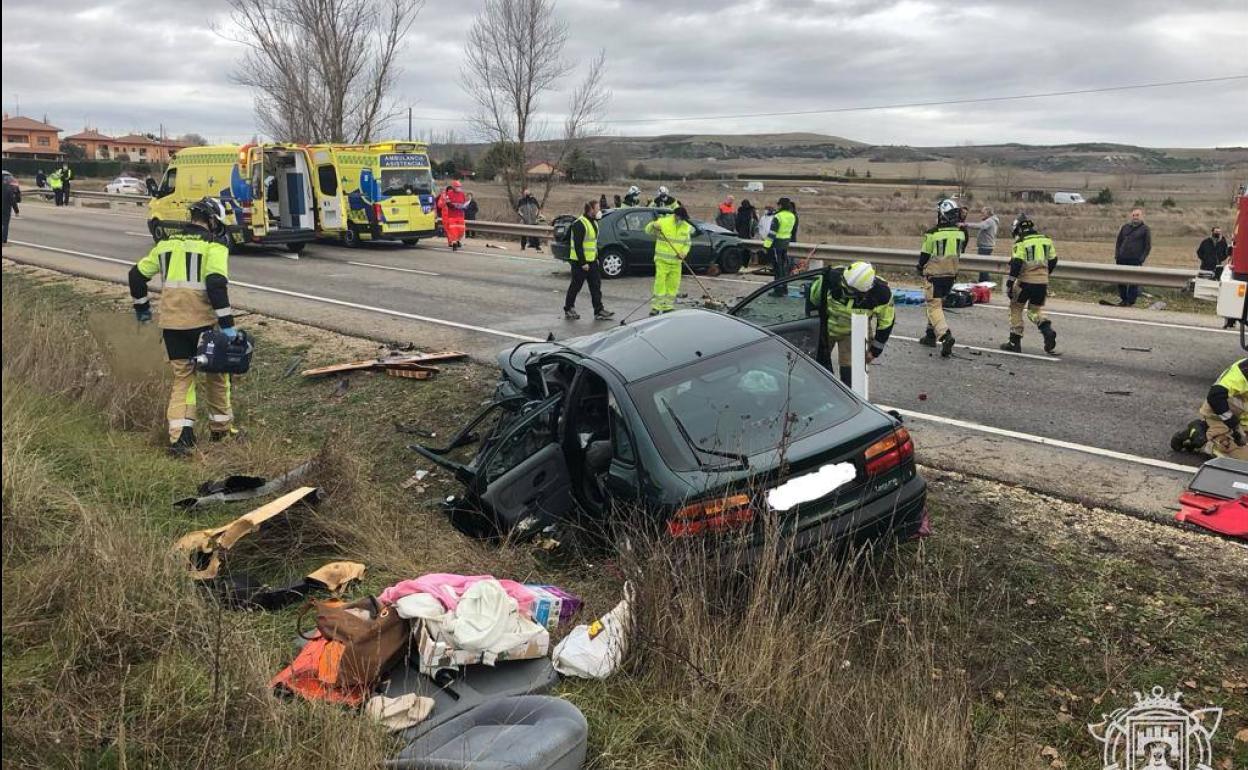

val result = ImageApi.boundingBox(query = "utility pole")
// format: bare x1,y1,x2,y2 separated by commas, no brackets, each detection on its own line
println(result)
407,107,412,141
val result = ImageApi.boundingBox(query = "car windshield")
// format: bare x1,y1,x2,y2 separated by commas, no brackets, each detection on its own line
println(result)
628,338,859,472
381,168,433,196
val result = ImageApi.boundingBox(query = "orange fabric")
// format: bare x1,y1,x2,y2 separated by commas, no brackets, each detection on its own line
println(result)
441,187,468,245
718,202,734,214
269,635,371,707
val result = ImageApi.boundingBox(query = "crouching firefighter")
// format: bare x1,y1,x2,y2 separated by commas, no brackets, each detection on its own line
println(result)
1001,213,1059,355
917,198,966,357
809,262,896,386
1172,359,1248,459
129,197,239,454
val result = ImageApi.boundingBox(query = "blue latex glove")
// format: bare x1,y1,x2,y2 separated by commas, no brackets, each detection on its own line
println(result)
220,326,239,339
135,307,152,323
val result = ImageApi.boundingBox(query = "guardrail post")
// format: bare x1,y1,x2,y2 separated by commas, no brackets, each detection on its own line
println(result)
851,312,869,399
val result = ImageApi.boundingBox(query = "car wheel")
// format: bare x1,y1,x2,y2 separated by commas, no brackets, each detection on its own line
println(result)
285,242,306,255
343,227,361,248
599,248,626,278
718,247,743,274
402,238,420,247
149,219,165,242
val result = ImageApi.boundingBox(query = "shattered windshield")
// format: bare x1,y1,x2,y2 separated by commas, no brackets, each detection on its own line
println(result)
628,339,857,472
380,168,434,196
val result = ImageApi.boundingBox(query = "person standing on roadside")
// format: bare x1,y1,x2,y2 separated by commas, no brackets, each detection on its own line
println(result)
963,206,999,282
60,163,74,204
1104,207,1152,307
1,174,17,246
756,204,776,268
440,180,468,250
563,199,614,321
1197,226,1229,276
716,195,735,229
735,198,757,240
35,168,47,189
645,205,695,315
917,198,967,357
516,188,542,251
767,197,798,293
49,168,64,206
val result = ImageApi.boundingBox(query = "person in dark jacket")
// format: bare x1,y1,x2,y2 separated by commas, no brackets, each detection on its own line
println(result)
563,199,613,321
734,199,757,239
35,169,47,188
2,176,17,246
599,193,609,211
1103,208,1152,307
1197,226,1230,275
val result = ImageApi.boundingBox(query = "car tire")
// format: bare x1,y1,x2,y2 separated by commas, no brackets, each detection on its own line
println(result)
599,248,626,279
149,219,165,242
718,247,744,275
402,238,420,247
285,242,306,255
343,227,361,248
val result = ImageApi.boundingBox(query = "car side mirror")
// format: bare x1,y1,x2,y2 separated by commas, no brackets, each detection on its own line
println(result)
586,440,613,473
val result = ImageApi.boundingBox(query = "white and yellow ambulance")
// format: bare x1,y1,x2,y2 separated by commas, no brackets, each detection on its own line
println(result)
307,142,438,246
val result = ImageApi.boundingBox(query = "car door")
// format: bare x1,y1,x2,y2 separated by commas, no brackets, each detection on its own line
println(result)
685,224,717,270
472,395,574,532
616,209,658,265
729,268,831,368
247,146,268,237
312,150,345,232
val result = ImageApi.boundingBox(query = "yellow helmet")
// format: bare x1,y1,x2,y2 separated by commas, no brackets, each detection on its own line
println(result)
843,261,876,293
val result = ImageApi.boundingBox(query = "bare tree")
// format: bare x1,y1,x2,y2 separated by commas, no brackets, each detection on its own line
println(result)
461,0,608,206
990,162,1016,201
951,154,980,200
221,0,423,143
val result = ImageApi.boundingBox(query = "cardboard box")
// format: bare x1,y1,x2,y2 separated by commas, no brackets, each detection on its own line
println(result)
525,584,583,631
414,619,549,676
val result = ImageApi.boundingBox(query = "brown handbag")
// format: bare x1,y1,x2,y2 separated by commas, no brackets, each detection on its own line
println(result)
299,596,410,689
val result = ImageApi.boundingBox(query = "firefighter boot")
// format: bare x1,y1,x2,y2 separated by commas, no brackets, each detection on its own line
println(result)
170,427,196,457
919,327,937,347
1000,333,1022,353
1170,419,1207,453
1040,322,1059,355
939,332,955,358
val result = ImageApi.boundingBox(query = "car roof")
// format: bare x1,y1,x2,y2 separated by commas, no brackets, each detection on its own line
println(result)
560,309,771,381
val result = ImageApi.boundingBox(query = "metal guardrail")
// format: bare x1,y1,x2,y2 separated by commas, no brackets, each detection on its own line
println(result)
19,188,1196,289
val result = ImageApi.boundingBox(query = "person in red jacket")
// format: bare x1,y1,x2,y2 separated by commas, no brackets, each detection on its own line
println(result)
440,180,468,250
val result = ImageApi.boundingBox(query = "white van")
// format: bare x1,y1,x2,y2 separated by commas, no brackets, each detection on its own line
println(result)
743,181,765,192
1053,192,1087,205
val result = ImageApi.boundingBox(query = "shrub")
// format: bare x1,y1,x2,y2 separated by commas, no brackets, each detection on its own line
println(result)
1162,197,1177,208
1091,187,1114,205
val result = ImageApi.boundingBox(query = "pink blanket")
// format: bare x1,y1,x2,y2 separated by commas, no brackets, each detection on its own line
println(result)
379,573,536,614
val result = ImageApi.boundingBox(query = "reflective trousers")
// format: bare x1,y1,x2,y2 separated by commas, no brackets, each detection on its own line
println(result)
651,257,683,312
1008,283,1049,336
167,359,232,443
924,276,954,338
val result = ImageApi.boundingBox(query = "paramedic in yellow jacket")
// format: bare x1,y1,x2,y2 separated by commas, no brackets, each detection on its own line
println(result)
646,206,695,315
1172,359,1248,459
129,197,238,454
1000,213,1059,355
917,198,966,357
808,262,896,386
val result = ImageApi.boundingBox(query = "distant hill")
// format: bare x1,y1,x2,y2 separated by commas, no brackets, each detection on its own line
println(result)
432,132,1248,175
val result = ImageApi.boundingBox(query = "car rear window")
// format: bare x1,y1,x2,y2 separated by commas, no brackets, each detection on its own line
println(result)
628,339,859,472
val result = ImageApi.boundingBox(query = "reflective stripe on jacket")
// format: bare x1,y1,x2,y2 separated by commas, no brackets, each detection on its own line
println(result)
571,215,598,263
1012,233,1057,284
810,270,896,351
921,226,966,277
773,209,797,240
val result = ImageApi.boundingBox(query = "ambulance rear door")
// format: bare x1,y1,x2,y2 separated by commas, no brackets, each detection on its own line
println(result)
312,146,346,232
247,145,268,238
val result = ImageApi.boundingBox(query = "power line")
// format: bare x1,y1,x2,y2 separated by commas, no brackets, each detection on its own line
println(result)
409,74,1248,125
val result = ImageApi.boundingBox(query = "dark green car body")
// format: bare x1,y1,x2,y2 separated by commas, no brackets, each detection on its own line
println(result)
550,207,747,278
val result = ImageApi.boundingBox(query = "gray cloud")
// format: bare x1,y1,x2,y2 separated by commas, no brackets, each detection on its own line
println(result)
3,0,1245,146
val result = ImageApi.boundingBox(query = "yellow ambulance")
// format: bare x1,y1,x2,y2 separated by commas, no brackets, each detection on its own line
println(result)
148,144,318,254
307,142,437,246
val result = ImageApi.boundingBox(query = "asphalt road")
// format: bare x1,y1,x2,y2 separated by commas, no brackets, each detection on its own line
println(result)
5,201,1243,519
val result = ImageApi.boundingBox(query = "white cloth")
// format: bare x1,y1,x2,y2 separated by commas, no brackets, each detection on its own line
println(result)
394,592,448,622
364,694,434,732
442,579,546,655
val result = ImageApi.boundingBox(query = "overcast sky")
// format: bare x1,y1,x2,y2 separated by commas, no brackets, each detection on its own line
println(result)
3,0,1246,147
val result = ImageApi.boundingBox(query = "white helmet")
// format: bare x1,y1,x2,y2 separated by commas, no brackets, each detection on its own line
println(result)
627,185,640,195
937,198,961,225
843,261,876,293
658,185,669,196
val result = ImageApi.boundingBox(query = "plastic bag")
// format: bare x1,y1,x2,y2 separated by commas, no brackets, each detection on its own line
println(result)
552,582,633,679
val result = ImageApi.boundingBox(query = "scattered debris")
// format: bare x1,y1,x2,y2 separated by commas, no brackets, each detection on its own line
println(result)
400,470,429,489
301,351,467,378
174,459,313,509
172,486,323,579
1103,390,1133,396
394,421,437,439
208,561,366,611
331,377,351,398
1121,346,1153,352
484,242,508,250
386,367,435,380
918,393,928,401
1148,300,1167,311
282,353,306,378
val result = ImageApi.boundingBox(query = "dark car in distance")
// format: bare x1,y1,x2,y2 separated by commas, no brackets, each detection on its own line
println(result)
412,269,928,560
550,207,748,278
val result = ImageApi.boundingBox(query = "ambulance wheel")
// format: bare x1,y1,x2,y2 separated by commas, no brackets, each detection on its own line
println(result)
343,228,361,248
285,242,306,255
149,219,165,242
402,238,420,247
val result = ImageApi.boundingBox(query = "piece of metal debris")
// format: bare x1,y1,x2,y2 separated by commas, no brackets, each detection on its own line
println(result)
1104,390,1133,396
1121,346,1153,352
400,470,430,489
174,459,314,509
282,354,306,378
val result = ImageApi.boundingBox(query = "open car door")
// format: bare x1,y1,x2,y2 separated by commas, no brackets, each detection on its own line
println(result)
247,146,269,238
311,148,345,232
729,268,831,368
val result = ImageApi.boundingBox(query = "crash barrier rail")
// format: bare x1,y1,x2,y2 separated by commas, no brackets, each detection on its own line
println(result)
19,188,1196,289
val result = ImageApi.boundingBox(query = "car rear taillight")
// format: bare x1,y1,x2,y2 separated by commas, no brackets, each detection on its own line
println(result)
667,493,754,538
863,427,914,476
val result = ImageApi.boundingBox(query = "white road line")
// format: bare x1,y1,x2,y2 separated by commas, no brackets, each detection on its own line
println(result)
974,302,1235,335
7,240,542,342
347,261,441,277
884,405,1195,473
891,334,1059,362
125,231,151,238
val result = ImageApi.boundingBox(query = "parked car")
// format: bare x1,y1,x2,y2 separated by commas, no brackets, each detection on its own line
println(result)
551,207,747,278
743,181,765,192
1053,192,1087,205
105,176,146,195
412,268,928,560
2,170,20,203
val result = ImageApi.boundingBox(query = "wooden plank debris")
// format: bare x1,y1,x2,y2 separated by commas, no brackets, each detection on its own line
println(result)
301,351,466,378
